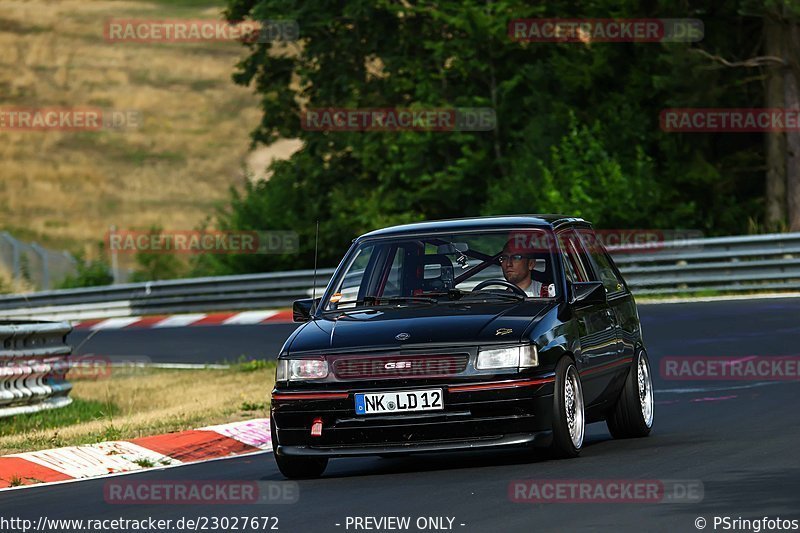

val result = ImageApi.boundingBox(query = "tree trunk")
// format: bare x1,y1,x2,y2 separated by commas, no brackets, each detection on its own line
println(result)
785,14,800,231
764,14,787,229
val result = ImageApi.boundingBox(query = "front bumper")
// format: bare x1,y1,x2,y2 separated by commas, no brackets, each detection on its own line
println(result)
276,432,553,457
271,377,555,458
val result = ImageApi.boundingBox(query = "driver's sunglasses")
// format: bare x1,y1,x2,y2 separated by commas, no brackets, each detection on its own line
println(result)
498,253,527,263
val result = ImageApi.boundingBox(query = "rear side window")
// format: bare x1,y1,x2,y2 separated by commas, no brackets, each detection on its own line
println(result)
576,229,625,294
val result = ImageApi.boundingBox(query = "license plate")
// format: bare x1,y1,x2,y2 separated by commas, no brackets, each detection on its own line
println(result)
354,389,443,415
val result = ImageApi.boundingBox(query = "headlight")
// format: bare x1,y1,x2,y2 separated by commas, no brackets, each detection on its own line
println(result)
277,358,329,381
476,345,538,370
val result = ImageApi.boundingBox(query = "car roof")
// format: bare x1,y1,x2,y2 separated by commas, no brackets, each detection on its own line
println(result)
357,214,590,240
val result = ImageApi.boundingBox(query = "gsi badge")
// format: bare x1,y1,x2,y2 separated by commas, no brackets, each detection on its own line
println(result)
385,361,412,369
395,333,410,341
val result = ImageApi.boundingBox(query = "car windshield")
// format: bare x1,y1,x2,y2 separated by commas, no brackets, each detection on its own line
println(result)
323,229,558,311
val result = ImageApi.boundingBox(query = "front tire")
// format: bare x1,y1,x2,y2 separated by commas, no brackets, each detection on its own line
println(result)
274,453,328,479
271,418,328,479
550,357,585,458
606,349,654,439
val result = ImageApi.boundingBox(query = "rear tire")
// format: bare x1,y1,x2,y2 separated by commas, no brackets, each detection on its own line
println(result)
606,349,654,439
271,418,328,479
550,357,585,458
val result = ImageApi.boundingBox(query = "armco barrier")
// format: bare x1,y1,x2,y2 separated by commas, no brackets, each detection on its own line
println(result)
0,269,337,321
0,321,73,418
609,232,800,294
0,232,797,321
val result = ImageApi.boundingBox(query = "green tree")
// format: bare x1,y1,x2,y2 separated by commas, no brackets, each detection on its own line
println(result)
485,112,662,227
212,0,777,274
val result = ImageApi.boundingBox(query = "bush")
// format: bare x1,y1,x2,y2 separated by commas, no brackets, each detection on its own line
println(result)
57,250,113,289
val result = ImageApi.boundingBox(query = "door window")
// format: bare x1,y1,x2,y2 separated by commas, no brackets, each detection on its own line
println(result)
576,229,625,294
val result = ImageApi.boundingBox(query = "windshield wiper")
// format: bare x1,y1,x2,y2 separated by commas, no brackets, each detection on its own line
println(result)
323,296,439,314
336,296,439,309
457,290,526,303
367,296,438,306
420,289,465,301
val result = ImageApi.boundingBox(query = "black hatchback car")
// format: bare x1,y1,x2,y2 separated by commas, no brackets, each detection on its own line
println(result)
270,215,654,478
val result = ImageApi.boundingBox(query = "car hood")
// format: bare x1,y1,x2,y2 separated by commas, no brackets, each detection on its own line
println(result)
286,301,556,354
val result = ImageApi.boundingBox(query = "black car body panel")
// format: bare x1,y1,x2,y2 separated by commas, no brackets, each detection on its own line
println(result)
271,215,645,459
287,302,554,353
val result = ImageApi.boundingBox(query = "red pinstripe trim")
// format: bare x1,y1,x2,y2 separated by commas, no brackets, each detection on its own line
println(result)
580,357,633,376
272,392,349,400
448,377,555,393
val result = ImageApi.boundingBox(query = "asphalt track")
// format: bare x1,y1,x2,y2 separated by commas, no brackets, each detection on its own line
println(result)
68,323,299,364
4,298,800,532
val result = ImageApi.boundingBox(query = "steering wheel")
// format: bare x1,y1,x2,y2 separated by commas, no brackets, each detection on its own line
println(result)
472,279,528,298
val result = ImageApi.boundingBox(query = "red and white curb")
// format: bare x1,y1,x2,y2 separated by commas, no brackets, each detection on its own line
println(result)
73,310,293,330
0,418,271,489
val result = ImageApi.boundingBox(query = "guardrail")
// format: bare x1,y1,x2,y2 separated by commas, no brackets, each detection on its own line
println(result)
0,269,336,321
0,321,73,418
609,232,800,295
0,232,797,321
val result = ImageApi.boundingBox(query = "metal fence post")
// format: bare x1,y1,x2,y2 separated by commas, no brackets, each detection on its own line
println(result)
31,243,50,290
0,232,21,283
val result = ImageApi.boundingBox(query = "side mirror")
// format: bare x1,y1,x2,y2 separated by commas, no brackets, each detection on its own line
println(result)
293,297,321,322
570,281,607,307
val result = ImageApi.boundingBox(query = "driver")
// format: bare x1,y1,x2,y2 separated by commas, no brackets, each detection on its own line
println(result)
499,238,556,297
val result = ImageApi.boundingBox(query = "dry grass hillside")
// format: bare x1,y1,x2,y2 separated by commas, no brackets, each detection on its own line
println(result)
0,0,300,257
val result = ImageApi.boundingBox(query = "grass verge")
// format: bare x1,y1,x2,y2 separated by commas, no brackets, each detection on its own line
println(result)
0,361,275,456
